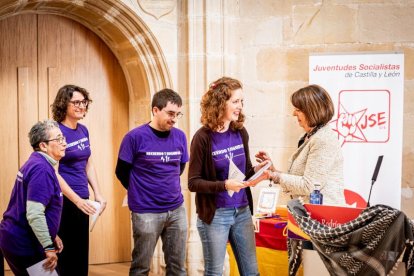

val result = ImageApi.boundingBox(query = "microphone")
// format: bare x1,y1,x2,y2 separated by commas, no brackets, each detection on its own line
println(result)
371,155,384,182
367,155,384,207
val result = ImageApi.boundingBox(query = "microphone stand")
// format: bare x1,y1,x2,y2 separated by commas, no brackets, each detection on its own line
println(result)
366,155,384,208
366,179,375,207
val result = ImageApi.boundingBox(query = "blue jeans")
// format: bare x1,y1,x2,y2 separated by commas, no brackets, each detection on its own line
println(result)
197,206,259,276
130,205,187,276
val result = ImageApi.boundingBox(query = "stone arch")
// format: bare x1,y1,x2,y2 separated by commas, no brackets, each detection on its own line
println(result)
0,0,171,126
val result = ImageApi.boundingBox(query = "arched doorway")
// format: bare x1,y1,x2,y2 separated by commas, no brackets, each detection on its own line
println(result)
0,0,171,265
0,0,172,125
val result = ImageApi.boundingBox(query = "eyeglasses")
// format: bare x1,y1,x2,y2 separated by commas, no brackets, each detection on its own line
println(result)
69,99,89,108
163,110,183,120
44,136,66,145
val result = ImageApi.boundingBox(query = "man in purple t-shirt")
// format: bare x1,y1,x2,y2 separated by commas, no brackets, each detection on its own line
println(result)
116,89,188,276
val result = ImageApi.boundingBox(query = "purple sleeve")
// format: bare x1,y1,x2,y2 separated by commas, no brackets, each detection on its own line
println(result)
27,167,54,206
79,124,90,138
118,133,135,164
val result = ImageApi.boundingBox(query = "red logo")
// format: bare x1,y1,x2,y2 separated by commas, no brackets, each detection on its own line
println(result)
330,90,390,146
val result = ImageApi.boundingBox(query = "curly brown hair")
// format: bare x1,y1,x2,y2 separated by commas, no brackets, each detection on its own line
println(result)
51,85,92,122
200,77,245,131
291,84,334,127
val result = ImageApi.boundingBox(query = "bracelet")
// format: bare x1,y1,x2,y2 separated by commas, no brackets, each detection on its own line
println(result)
271,171,281,183
44,243,56,252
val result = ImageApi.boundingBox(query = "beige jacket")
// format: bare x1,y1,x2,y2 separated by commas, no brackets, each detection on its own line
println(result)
278,124,345,206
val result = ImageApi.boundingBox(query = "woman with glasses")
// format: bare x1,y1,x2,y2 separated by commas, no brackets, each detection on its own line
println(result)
0,120,66,275
189,77,265,276
256,84,345,205
51,84,106,276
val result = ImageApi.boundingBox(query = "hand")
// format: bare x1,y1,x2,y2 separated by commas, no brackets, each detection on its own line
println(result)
54,235,63,253
75,198,96,215
244,170,271,187
94,193,107,215
255,160,271,172
255,151,275,171
225,179,246,193
43,251,58,271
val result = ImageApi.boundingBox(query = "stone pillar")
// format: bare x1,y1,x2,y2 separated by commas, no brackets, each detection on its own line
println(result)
177,0,241,275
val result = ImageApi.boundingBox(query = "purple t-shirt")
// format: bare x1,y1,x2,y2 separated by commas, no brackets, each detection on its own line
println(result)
0,152,63,256
118,124,188,213
211,129,248,208
58,123,91,198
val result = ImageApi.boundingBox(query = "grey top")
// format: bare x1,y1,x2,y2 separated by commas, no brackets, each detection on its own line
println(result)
26,151,59,249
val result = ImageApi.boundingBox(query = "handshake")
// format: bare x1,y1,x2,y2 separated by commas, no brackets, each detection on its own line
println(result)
244,161,272,187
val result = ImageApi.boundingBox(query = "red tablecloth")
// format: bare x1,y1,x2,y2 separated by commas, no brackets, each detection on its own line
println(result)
255,217,288,251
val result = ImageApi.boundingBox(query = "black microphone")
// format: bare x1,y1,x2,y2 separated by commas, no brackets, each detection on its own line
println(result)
367,155,384,207
371,155,384,182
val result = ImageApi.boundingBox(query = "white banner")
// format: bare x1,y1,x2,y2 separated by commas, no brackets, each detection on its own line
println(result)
309,52,404,209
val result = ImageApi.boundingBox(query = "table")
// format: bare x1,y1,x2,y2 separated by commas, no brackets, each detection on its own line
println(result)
227,216,303,276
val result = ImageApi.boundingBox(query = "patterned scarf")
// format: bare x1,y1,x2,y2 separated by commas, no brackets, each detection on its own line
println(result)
287,199,414,276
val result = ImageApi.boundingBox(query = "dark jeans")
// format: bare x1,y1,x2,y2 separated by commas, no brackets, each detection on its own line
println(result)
57,196,89,276
130,205,187,276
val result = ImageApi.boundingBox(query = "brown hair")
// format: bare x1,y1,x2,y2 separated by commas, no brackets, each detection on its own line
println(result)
200,77,245,131
51,85,92,122
291,84,334,127
151,88,182,110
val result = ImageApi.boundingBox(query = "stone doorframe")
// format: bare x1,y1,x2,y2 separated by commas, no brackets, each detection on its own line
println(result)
0,0,171,126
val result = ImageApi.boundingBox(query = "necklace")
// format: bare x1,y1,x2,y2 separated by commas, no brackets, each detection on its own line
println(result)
297,124,325,148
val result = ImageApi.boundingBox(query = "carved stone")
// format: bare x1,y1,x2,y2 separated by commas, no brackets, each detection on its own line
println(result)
137,0,175,19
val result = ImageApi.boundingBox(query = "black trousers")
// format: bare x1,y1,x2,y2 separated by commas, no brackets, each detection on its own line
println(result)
1,250,4,276
1,247,43,276
57,196,89,276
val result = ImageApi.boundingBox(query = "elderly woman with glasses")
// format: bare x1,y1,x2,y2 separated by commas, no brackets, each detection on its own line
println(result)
51,84,106,276
0,120,66,275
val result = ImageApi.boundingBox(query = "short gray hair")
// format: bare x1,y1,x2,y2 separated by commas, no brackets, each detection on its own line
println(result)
29,120,59,150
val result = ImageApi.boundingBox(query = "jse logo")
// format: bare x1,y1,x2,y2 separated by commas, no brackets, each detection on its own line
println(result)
331,90,390,146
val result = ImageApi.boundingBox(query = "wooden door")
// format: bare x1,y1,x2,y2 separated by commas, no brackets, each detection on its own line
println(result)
0,14,131,264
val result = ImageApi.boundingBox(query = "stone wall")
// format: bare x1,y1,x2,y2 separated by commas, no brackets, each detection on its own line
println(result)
124,0,414,274
235,0,414,216
128,0,413,206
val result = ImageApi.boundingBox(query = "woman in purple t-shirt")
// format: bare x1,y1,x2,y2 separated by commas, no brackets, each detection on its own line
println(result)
51,85,107,276
189,77,263,275
0,120,66,275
